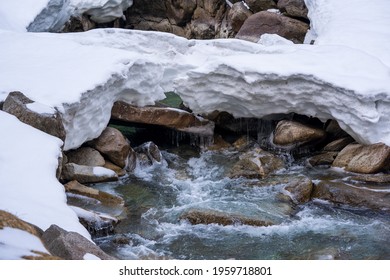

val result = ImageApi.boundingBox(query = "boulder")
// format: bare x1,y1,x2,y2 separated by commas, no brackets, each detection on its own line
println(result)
104,160,126,176
273,120,326,147
323,137,355,152
111,101,214,136
65,147,105,167
244,0,276,13
180,209,274,226
307,152,338,167
332,143,390,174
42,225,116,260
236,11,309,43
312,180,390,211
348,174,390,184
277,0,308,20
228,147,284,179
283,176,313,203
64,180,124,205
88,126,130,168
228,2,253,33
3,91,65,141
61,163,118,183
134,141,163,165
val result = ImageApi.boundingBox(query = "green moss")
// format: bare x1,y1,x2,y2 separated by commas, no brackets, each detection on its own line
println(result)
158,92,182,108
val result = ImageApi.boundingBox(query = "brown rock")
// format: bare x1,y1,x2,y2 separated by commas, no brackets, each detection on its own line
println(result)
88,127,130,168
284,176,313,203
64,180,124,205
323,137,355,152
65,147,105,167
3,91,66,141
277,0,308,20
180,209,274,226
111,101,214,136
61,15,96,32
236,11,309,43
228,2,253,33
134,141,162,163
332,143,390,174
104,160,126,177
312,180,390,211
348,174,390,184
61,163,118,183
244,0,276,13
273,120,326,146
228,147,284,179
207,134,231,151
307,152,338,167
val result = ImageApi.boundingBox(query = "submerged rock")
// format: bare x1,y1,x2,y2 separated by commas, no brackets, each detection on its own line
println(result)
180,209,274,227
332,143,390,174
42,225,116,260
65,147,105,167
273,120,326,147
228,147,285,179
283,176,313,204
88,127,130,168
312,180,390,211
62,163,118,183
236,11,309,43
3,91,66,141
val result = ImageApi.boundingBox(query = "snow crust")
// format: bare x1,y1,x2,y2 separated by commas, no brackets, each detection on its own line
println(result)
83,253,101,260
92,166,117,177
0,0,133,32
26,101,56,115
0,227,50,260
0,111,91,240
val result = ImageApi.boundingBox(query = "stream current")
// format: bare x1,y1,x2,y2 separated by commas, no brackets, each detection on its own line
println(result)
93,144,390,260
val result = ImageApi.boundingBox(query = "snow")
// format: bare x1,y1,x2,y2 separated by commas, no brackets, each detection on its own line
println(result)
83,253,101,260
26,102,56,115
0,227,50,260
92,166,117,177
0,111,90,240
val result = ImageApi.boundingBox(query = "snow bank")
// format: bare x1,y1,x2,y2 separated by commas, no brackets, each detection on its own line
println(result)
0,0,133,32
0,111,90,240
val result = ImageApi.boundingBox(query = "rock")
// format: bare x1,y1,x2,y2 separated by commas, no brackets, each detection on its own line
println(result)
332,143,390,174
207,134,231,151
64,180,124,205
104,160,126,176
111,101,214,136
42,225,116,260
62,163,118,183
244,0,276,13
70,206,118,237
61,15,96,32
312,180,390,211
88,127,130,168
0,210,60,260
228,2,253,33
348,174,390,184
236,11,309,43
232,136,258,151
325,119,349,139
3,91,66,141
228,147,285,179
134,141,162,164
323,137,355,152
307,152,338,167
283,176,313,203
273,120,326,147
126,147,137,172
277,0,308,20
65,147,105,167
180,209,274,226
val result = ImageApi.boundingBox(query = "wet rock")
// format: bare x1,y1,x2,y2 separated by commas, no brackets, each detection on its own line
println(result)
323,137,355,152
70,206,118,237
42,225,116,260
312,180,390,211
228,147,285,179
228,2,253,33
207,134,231,151
62,163,118,183
126,147,137,172
332,143,390,174
111,101,214,137
180,209,274,227
307,152,338,167
65,147,105,167
232,136,258,151
88,127,130,168
277,0,308,20
3,91,66,141
135,141,163,164
236,11,309,43
64,180,124,205
283,176,313,203
273,120,326,147
244,0,276,13
348,174,390,184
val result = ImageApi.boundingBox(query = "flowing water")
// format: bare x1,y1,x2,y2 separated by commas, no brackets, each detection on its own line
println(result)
93,145,390,260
